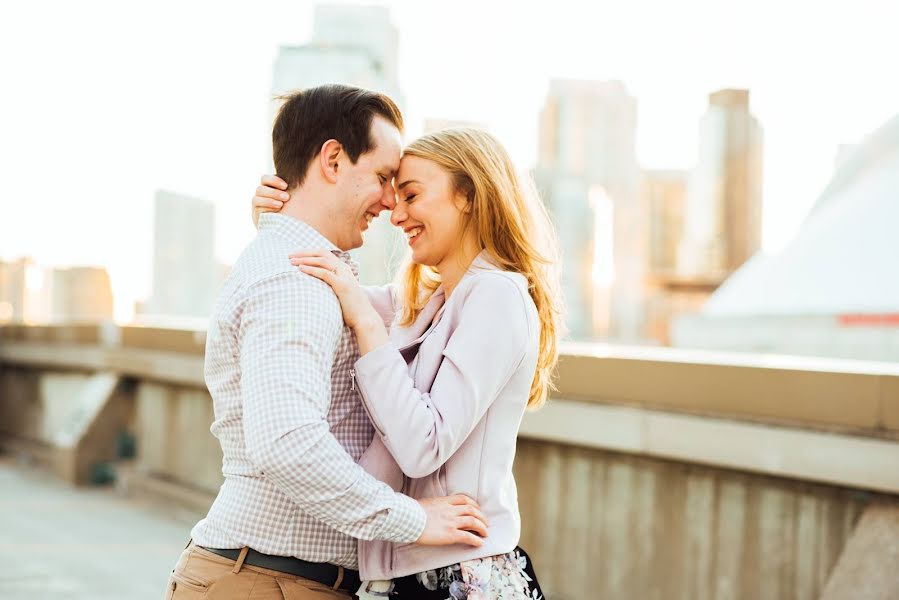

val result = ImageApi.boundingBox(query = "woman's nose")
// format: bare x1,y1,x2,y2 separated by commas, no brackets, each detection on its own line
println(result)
391,200,407,227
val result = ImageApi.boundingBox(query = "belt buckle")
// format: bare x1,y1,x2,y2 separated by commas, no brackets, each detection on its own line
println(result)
356,580,395,598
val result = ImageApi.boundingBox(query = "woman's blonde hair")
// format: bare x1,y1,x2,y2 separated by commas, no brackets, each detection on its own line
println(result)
397,128,563,409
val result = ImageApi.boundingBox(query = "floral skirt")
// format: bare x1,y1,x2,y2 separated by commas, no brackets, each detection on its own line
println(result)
371,546,544,600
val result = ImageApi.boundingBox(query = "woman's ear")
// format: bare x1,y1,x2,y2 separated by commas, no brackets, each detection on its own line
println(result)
319,139,343,184
454,189,473,213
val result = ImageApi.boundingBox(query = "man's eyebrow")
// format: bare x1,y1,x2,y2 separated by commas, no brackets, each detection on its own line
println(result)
397,179,420,190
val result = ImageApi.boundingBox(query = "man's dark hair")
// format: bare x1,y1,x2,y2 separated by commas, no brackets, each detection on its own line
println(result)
272,84,404,188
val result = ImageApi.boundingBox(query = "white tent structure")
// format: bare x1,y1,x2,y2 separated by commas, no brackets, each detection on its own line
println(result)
673,114,899,361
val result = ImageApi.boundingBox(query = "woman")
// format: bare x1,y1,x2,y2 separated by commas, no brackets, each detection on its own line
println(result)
254,128,560,599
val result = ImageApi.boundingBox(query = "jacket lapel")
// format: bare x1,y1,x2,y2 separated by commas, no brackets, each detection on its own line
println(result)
390,286,446,354
388,252,502,357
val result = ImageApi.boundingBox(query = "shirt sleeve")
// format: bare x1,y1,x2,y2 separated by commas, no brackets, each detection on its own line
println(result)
352,273,531,478
239,271,425,543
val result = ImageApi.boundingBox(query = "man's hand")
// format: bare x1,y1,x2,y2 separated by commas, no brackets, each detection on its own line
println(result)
252,174,290,228
416,494,488,547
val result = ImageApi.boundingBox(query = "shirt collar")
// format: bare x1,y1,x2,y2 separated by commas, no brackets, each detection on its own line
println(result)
258,213,359,277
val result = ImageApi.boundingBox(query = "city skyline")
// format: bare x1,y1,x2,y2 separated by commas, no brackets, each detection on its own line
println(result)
2,1,898,321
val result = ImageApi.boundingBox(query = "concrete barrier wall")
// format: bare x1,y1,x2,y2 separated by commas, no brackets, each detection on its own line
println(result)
3,326,898,599
135,381,223,494
515,439,869,600
121,377,874,600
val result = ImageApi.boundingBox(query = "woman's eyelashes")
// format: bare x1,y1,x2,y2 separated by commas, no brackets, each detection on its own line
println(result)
404,194,416,203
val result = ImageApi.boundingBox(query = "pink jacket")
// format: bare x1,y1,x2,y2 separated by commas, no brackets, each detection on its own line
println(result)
354,252,540,580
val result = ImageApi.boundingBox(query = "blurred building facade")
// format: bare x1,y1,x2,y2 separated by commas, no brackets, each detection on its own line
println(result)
535,79,645,341
0,257,29,323
49,266,113,323
534,86,764,344
643,170,698,343
646,169,688,276
144,190,218,319
679,89,764,278
1,258,114,324
674,113,899,361
271,4,406,286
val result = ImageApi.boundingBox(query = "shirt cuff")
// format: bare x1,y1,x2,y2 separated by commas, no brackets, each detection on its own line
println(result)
379,493,427,544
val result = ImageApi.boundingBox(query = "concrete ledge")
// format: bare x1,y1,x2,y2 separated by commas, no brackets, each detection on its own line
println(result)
0,342,205,388
0,323,100,345
121,326,206,355
520,399,899,494
556,342,899,435
5,338,899,437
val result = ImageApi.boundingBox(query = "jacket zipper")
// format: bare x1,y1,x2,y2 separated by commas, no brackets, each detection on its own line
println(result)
349,368,356,391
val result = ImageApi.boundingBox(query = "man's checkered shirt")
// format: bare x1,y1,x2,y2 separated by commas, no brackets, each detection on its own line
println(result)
190,213,425,568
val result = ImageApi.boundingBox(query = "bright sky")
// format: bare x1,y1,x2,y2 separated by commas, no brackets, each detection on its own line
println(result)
2,0,898,316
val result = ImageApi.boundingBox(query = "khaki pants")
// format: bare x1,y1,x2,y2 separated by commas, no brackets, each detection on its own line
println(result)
164,543,353,600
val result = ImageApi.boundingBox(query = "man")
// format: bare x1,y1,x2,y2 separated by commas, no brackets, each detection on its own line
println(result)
165,84,487,600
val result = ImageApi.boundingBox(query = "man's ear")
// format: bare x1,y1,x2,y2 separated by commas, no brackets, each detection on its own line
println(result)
319,139,343,184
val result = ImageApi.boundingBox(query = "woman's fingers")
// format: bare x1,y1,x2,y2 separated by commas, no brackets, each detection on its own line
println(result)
289,254,349,280
297,265,336,284
288,251,354,291
255,184,290,202
253,195,283,210
290,256,336,271
288,249,329,259
261,174,289,192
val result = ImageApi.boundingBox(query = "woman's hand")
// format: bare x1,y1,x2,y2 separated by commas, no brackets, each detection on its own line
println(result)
251,175,290,228
290,251,387,350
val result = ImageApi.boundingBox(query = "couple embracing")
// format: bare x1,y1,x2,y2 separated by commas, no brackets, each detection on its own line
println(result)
164,83,561,600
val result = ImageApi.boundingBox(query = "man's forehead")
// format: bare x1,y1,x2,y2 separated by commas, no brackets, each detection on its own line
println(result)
369,118,402,169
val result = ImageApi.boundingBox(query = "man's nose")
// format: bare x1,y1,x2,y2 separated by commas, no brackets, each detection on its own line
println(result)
381,186,397,211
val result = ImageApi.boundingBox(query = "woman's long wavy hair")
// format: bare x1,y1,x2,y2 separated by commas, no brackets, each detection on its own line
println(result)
396,128,563,409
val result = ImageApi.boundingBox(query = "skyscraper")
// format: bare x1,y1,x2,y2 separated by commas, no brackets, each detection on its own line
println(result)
678,89,763,278
645,170,688,276
145,190,217,319
535,79,644,340
270,4,406,286
642,169,716,344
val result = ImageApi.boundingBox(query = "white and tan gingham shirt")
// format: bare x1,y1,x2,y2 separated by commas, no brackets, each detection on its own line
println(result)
190,213,426,568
